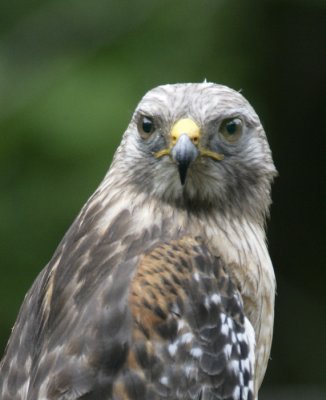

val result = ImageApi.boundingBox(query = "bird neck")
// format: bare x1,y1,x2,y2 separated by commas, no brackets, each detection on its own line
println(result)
88,182,271,279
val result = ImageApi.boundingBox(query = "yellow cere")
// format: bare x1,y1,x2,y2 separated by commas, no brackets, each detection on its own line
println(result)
154,118,224,161
171,118,201,145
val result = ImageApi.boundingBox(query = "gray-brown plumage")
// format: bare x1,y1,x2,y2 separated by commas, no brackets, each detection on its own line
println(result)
0,83,277,400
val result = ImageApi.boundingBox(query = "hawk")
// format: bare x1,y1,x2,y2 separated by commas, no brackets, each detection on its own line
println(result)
0,83,277,400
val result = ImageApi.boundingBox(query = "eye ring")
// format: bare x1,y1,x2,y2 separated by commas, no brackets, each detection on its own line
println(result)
219,117,243,143
137,115,155,139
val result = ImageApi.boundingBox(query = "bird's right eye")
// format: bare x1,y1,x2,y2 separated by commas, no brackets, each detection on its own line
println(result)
137,116,155,139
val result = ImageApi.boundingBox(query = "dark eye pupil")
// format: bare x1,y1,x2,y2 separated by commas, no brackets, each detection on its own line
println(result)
226,121,237,134
142,117,153,133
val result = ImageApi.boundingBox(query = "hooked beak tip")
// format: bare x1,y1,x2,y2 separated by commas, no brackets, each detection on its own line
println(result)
171,134,199,185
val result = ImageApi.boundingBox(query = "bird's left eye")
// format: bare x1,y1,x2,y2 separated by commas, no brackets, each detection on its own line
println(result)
219,117,243,143
137,116,155,139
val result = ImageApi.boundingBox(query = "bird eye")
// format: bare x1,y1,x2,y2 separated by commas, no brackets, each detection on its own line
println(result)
219,117,243,143
137,116,155,139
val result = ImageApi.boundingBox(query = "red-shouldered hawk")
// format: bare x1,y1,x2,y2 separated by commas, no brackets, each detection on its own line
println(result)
0,83,277,400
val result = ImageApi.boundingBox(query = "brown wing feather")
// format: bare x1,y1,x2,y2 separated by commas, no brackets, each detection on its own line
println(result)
112,236,255,400
0,227,255,400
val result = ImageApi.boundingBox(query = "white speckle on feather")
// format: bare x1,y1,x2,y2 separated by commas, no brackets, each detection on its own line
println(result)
211,293,221,304
160,376,169,386
168,343,178,357
190,347,203,358
181,332,194,344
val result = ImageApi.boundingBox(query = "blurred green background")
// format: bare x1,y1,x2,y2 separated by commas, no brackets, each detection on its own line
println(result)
0,0,325,397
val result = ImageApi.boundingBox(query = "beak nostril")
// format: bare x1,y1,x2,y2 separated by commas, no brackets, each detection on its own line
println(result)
170,119,201,148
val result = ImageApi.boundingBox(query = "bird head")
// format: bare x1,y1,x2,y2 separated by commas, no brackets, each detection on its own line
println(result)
111,83,277,221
